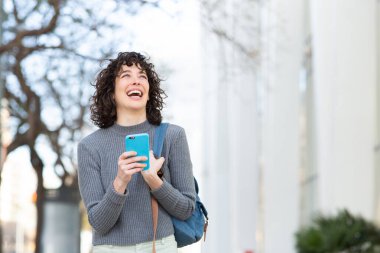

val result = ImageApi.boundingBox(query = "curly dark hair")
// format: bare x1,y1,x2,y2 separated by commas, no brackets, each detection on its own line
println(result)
90,52,166,128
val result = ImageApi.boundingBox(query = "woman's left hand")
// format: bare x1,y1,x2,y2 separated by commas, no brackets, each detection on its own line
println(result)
141,150,165,190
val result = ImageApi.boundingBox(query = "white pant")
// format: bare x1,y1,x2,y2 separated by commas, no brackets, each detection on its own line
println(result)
92,235,178,253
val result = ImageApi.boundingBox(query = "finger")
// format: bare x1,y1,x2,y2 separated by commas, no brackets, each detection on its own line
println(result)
125,167,143,175
119,154,144,166
119,156,148,166
120,163,147,171
132,156,148,162
119,151,137,161
156,157,165,169
121,162,147,171
149,150,156,159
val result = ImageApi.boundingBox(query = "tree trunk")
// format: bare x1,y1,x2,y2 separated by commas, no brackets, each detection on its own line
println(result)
31,149,44,253
35,169,44,253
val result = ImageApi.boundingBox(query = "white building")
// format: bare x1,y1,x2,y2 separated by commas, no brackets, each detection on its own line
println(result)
201,0,380,252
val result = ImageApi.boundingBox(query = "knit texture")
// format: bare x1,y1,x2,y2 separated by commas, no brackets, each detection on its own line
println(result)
77,120,196,246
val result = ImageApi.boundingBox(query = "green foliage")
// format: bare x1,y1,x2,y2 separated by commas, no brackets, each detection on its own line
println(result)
295,209,380,253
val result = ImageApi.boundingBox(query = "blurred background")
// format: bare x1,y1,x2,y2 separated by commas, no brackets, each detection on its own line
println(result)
0,0,379,253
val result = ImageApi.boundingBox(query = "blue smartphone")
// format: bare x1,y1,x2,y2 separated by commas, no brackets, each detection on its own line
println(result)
125,133,150,171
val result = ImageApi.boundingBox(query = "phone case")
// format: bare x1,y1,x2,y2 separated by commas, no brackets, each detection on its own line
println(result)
125,133,150,171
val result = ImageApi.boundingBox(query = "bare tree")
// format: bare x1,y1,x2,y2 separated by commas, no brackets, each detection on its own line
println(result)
200,0,261,61
0,0,161,252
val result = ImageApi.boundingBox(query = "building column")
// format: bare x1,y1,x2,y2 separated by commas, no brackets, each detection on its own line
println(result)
201,0,260,252
259,0,304,252
310,0,377,219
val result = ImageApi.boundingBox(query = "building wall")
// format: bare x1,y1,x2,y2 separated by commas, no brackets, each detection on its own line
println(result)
375,0,380,225
259,0,304,252
201,0,259,252
201,0,303,252
310,0,377,219
201,0,378,252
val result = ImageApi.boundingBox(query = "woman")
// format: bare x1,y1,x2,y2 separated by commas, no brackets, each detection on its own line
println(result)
77,52,196,253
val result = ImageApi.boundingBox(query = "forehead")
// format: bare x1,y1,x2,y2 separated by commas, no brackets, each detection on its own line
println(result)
118,63,147,73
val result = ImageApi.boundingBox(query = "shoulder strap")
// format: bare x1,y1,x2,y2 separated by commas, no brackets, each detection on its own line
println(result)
151,123,169,253
194,178,209,219
153,123,169,157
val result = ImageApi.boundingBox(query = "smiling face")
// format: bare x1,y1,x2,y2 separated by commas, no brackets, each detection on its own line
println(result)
114,64,149,117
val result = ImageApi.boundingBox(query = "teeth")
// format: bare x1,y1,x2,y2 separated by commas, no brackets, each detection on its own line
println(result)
127,90,142,96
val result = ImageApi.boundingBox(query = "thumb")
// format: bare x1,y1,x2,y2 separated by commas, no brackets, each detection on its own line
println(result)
157,157,165,167
158,157,165,163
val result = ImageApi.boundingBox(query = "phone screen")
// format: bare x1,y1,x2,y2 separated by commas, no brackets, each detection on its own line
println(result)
125,133,150,171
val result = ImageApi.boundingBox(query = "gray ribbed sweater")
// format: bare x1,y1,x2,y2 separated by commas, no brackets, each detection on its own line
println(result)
77,121,196,246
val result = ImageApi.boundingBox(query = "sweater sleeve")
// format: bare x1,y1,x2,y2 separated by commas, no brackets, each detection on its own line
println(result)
151,127,196,220
77,141,126,235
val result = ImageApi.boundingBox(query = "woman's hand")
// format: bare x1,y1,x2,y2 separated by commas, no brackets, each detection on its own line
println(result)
141,150,165,190
113,151,147,194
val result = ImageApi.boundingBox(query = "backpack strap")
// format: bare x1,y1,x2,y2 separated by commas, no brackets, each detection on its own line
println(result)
153,123,169,178
153,123,169,157
194,178,209,241
151,197,158,253
151,123,169,253
194,179,208,217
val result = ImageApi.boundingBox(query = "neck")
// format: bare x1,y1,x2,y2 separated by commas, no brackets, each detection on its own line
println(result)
116,109,147,126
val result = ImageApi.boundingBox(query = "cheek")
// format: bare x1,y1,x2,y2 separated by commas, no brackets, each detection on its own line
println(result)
114,81,127,95
114,83,126,102
144,83,150,97
115,80,125,90
114,87,123,98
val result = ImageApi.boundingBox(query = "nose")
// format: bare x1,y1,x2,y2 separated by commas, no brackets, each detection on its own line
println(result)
131,74,141,85
130,75,141,85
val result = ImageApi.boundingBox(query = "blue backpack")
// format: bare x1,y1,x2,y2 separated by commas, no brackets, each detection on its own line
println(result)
153,123,209,248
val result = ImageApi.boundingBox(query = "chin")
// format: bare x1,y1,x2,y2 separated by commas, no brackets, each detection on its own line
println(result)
126,104,147,111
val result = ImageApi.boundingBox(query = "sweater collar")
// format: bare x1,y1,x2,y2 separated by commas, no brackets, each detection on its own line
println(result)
109,120,154,136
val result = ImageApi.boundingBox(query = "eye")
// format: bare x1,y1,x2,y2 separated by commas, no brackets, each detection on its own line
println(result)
121,74,130,78
140,75,147,79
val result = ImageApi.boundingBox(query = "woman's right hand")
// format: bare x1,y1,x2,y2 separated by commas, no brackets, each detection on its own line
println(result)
113,151,147,194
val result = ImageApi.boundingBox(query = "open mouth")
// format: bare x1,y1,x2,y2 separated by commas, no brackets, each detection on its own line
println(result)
127,90,143,97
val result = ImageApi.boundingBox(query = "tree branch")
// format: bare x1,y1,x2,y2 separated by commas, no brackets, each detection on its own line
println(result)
11,0,22,24
211,27,259,59
7,131,28,154
4,86,28,114
22,1,44,23
0,0,61,54
24,44,65,57
60,47,104,61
